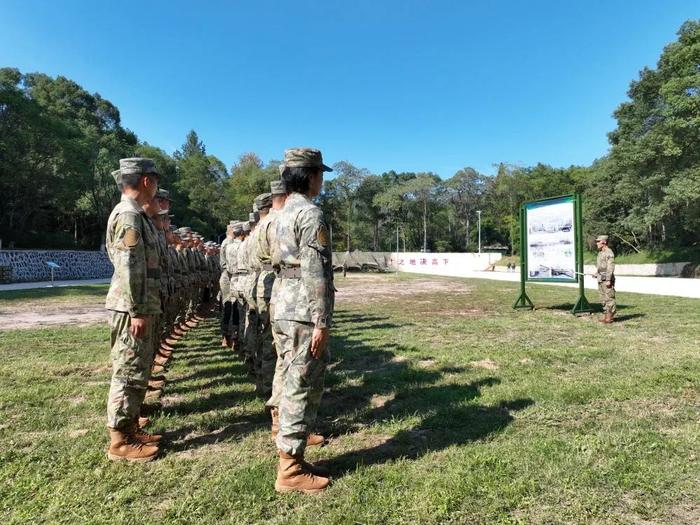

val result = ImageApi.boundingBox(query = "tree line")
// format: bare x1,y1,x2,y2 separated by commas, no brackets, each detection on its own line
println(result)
1,20,698,255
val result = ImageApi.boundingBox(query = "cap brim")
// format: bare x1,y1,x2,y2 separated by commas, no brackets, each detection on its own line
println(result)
322,164,333,172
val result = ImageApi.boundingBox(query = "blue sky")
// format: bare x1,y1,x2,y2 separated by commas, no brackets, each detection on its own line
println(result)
1,1,696,178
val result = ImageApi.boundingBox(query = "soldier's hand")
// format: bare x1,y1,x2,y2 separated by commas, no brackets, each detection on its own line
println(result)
130,315,150,340
606,282,613,288
310,327,329,359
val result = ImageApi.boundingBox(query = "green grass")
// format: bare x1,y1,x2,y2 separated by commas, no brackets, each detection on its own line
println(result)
1,275,699,524
0,284,109,304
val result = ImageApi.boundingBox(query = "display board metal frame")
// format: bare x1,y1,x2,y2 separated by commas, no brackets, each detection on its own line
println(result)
513,193,593,315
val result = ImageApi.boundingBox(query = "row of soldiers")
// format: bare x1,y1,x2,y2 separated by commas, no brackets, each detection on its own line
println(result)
104,157,221,462
104,148,336,495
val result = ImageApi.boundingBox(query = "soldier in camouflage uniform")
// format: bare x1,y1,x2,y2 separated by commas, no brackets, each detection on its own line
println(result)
219,223,236,347
272,148,335,494
226,222,244,352
594,235,616,323
104,158,163,462
249,193,275,396
242,211,260,376
234,222,251,360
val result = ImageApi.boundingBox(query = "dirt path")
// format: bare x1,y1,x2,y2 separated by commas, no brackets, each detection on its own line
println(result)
336,273,472,303
0,274,471,329
0,302,108,330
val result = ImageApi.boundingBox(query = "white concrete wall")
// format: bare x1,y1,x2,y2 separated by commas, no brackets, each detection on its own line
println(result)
389,252,502,277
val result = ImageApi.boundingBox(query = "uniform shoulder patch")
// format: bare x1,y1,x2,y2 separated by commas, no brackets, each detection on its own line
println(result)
317,224,330,247
123,228,141,248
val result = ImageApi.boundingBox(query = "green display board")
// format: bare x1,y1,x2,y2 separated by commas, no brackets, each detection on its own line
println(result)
513,194,593,315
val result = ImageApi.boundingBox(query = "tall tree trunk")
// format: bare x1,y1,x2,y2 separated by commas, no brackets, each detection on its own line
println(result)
346,203,351,251
423,199,427,251
465,216,470,251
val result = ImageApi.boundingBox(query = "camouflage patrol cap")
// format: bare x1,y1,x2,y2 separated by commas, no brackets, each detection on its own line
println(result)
232,222,243,234
596,235,609,242
283,148,333,172
111,169,122,185
242,223,251,233
249,211,259,223
278,163,285,176
254,193,272,210
270,180,286,195
252,202,259,213
156,188,171,201
119,157,160,177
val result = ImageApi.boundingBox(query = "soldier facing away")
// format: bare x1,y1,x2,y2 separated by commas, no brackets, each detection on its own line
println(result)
104,158,164,462
271,148,335,494
594,235,616,323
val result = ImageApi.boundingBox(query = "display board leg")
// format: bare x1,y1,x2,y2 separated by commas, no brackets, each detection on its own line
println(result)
571,281,593,315
513,291,534,310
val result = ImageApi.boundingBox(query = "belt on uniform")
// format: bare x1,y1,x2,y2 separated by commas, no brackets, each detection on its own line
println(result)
278,266,301,279
261,263,274,271
236,271,249,276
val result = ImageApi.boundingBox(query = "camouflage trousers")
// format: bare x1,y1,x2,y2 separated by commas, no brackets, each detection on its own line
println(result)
265,302,282,409
106,311,156,430
598,281,616,315
255,299,276,398
244,306,259,372
273,320,330,456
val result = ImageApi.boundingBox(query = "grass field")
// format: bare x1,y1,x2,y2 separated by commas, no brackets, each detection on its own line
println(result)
1,274,699,524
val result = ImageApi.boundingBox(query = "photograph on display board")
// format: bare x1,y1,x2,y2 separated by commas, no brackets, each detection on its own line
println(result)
525,196,577,282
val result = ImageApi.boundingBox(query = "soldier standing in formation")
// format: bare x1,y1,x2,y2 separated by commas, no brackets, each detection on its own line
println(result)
271,148,335,494
594,235,616,323
104,158,163,462
104,157,222,462
104,149,336,494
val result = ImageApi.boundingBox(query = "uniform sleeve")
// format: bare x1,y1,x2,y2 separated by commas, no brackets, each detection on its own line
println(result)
112,212,148,316
605,251,615,279
298,207,333,329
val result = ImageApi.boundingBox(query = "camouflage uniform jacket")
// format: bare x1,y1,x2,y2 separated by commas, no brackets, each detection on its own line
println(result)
237,237,252,298
254,210,277,300
271,192,334,328
157,230,170,299
595,247,615,282
220,237,231,274
226,239,241,298
105,195,161,317
168,246,180,292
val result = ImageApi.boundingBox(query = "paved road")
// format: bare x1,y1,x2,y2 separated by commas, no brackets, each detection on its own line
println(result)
455,271,700,299
0,278,110,292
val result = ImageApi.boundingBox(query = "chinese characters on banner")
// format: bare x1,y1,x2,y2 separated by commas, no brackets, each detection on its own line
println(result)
390,257,450,266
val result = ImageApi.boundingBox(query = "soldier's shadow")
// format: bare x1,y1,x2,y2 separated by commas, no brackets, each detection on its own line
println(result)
314,311,535,478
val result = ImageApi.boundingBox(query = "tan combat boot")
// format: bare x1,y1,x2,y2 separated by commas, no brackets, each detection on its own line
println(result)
148,378,166,390
275,451,330,494
138,416,151,428
185,319,198,329
153,354,169,367
165,336,179,345
131,420,162,444
107,429,159,462
599,312,613,324
160,341,175,352
151,364,166,375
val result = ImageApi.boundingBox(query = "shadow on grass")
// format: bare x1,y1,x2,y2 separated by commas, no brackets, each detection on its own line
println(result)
314,310,535,477
542,302,634,313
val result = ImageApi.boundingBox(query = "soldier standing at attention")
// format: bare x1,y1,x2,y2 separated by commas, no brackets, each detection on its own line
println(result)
594,235,616,323
272,148,335,494
104,158,163,462
219,223,235,347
